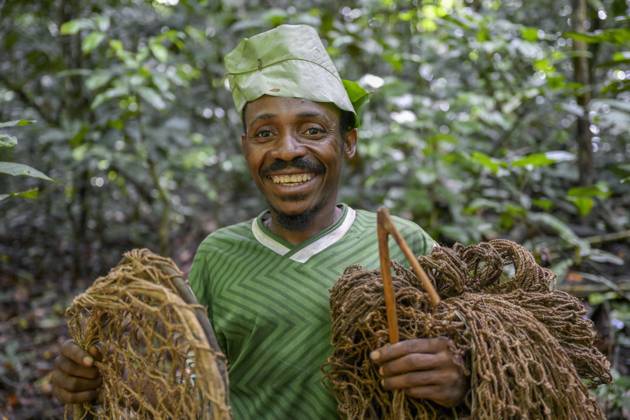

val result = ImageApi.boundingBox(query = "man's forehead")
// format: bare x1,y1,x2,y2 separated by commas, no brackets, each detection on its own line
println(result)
244,96,340,121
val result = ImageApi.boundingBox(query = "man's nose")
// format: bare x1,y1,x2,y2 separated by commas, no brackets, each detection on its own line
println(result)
270,130,306,161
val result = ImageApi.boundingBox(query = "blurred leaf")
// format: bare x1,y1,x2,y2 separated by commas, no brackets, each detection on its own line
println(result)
91,85,128,108
0,120,35,128
0,134,17,148
86,70,113,91
568,196,594,216
527,213,590,255
82,32,105,54
137,87,166,110
0,188,40,202
512,153,555,168
470,151,503,174
0,162,53,181
60,18,94,35
149,41,169,62
520,27,539,42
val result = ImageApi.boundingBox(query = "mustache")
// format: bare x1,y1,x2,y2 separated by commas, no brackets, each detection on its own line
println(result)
261,157,325,177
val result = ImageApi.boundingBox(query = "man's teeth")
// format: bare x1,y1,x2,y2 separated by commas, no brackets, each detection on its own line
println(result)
270,173,314,184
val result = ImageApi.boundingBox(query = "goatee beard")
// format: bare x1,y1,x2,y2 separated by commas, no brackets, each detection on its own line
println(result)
270,200,326,231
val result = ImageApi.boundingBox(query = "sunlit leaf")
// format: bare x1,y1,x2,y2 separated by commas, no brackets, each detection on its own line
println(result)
149,41,169,62
0,120,35,128
82,32,106,54
470,151,504,174
60,18,94,35
520,27,539,42
512,153,555,168
0,188,40,202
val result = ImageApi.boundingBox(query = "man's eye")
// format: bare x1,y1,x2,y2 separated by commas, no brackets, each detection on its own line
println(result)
255,130,273,138
304,127,324,136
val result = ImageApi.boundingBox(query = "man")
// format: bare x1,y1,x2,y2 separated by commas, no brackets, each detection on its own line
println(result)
51,25,467,418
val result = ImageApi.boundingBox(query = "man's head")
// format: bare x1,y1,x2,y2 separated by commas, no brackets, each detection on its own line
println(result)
225,24,367,229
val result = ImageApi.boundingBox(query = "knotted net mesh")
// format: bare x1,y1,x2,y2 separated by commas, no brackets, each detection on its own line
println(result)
325,239,611,419
65,249,230,419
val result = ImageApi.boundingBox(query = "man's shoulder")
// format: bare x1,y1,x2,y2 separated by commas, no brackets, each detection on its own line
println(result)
196,218,254,253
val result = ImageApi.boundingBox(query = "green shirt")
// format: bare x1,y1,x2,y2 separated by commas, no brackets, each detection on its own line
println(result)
189,204,434,419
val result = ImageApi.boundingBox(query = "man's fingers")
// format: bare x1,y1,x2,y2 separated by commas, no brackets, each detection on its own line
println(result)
403,385,441,401
370,337,449,364
379,353,445,377
60,339,94,367
55,355,100,379
51,369,102,392
52,385,99,404
382,369,456,390
89,344,104,362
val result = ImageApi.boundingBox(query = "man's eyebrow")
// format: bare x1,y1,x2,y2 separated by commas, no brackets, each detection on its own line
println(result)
249,113,276,126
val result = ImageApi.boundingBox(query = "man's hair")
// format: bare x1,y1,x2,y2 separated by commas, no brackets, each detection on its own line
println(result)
241,104,355,137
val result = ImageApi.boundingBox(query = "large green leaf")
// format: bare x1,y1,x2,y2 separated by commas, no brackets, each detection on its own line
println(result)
0,162,53,181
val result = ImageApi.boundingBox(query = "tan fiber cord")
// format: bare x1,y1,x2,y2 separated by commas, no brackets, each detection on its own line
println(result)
65,249,231,419
324,234,611,419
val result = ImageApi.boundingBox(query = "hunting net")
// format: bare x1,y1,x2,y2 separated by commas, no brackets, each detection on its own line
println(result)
325,239,611,419
65,249,230,420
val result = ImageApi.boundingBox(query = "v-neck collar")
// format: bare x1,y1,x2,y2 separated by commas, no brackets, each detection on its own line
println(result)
251,204,356,263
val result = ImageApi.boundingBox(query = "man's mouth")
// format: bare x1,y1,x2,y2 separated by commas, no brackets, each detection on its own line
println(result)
269,173,315,186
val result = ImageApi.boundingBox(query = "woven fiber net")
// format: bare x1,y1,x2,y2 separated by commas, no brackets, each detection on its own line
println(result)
65,249,230,419
325,239,611,419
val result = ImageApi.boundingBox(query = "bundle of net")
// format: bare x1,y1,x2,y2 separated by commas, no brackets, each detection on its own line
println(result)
65,249,231,420
325,239,611,419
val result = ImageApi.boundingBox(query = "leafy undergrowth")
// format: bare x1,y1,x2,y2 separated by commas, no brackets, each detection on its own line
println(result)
0,275,82,419
1,251,628,419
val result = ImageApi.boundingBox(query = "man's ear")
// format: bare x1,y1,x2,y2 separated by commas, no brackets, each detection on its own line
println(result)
343,128,358,159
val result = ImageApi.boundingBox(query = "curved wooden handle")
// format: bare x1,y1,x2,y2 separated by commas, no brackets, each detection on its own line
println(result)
377,207,441,344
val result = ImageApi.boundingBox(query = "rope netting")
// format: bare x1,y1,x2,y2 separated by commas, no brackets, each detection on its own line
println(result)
325,239,611,419
65,249,231,420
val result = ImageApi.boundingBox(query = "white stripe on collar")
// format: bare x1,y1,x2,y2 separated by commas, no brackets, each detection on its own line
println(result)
290,207,356,263
251,218,290,256
251,207,357,263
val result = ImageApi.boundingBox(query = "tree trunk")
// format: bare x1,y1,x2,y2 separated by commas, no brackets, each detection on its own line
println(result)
572,0,594,186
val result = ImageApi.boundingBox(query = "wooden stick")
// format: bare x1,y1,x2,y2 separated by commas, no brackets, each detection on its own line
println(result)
377,207,441,344
378,208,400,344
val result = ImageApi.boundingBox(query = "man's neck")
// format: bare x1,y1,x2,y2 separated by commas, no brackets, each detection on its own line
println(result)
267,203,342,245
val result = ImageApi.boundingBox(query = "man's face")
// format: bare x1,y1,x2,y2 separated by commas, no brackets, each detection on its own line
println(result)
241,96,357,223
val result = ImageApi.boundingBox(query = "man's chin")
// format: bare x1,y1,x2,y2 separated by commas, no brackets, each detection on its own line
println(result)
269,200,323,231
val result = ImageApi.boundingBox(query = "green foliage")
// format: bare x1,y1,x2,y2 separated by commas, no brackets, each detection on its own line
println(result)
0,119,51,202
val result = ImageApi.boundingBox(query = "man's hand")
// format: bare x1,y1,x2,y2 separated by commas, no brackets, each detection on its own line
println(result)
370,337,468,408
51,340,102,404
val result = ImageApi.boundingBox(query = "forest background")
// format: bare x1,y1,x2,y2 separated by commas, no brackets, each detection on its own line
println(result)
0,0,628,418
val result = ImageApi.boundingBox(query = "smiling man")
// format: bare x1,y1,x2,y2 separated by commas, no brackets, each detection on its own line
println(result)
50,24,467,418
187,25,468,418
